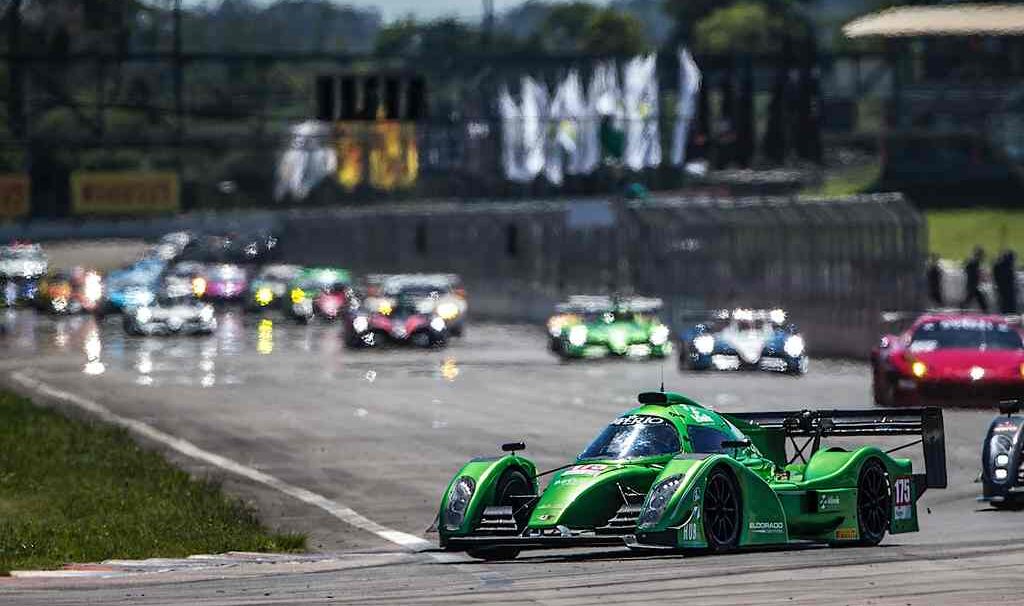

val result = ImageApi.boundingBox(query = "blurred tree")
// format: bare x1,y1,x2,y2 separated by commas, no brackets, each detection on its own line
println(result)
375,18,481,56
581,9,649,55
537,3,649,55
693,2,788,54
663,0,813,51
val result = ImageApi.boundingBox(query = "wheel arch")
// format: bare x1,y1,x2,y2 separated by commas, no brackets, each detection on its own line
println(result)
437,454,538,542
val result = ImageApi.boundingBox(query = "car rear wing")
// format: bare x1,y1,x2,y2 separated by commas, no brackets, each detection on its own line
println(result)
881,309,1022,326
553,296,663,314
722,407,947,494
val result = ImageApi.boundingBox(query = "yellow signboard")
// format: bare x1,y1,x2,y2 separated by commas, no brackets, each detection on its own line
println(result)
0,174,30,219
71,171,180,215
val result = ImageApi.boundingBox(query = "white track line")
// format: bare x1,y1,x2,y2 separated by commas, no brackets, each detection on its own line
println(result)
10,371,433,553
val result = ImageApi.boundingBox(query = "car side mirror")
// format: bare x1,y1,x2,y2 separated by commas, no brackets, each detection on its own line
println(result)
502,441,526,454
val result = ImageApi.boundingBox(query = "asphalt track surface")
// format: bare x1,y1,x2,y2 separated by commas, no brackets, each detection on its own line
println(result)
1,309,1022,605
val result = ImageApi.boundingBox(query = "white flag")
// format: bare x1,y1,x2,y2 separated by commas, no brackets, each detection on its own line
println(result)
275,120,337,201
671,47,702,167
584,61,624,171
499,85,531,182
623,54,660,171
521,76,549,179
545,70,587,185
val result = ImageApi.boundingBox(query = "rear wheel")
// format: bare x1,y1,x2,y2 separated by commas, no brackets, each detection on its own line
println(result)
702,467,741,552
855,460,891,546
466,469,530,561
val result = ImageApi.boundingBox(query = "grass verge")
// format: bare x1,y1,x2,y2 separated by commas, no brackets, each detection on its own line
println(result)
800,161,881,198
926,209,1024,260
0,390,305,574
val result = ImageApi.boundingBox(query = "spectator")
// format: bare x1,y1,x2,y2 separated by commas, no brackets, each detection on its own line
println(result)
993,249,1018,315
927,253,944,307
961,246,989,312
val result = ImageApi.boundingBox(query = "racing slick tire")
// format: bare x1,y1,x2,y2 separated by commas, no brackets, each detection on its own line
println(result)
872,371,897,407
678,343,707,372
853,459,891,546
465,468,531,561
702,466,741,553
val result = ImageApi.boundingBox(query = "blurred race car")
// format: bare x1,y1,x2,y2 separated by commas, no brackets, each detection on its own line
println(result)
0,242,48,306
159,261,206,299
978,400,1024,509
195,263,248,303
872,312,1024,406
123,294,217,336
344,291,449,349
367,274,467,336
246,264,302,311
679,308,808,374
287,267,353,322
546,295,607,351
435,390,946,560
104,257,165,312
34,268,104,314
551,296,671,359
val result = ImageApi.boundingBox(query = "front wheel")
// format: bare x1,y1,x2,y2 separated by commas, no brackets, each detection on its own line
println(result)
465,468,530,561
702,466,741,552
855,459,891,546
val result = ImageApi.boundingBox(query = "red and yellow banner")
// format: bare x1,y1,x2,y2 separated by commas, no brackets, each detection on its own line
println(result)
71,171,180,215
0,174,30,219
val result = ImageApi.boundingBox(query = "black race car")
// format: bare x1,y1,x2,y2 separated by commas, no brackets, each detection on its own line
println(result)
979,400,1024,509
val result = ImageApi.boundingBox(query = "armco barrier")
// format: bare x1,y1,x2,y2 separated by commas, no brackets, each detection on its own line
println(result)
0,193,924,358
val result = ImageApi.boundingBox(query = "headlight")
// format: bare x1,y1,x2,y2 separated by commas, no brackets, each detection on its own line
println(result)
443,476,475,530
650,324,670,346
83,274,102,303
783,335,805,358
548,318,565,338
255,287,274,306
436,301,459,320
990,434,1013,481
1020,363,1024,378
352,315,369,333
192,277,207,297
637,474,684,528
135,307,153,323
911,361,927,378
290,287,306,304
430,316,446,332
568,325,588,346
693,334,715,355
199,305,215,323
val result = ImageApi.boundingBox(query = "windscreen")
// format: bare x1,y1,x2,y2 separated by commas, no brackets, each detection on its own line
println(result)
579,415,681,460
911,320,1023,351
209,265,245,281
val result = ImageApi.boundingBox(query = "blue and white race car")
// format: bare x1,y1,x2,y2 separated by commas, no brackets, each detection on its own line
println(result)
679,308,808,374
103,257,165,313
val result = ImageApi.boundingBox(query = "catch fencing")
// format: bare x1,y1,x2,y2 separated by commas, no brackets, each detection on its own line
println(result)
278,192,924,357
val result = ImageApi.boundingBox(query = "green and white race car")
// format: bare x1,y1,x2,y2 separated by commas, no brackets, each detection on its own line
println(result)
434,391,946,560
550,296,671,359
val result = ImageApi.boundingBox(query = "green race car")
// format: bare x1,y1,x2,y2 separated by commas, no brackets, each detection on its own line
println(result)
552,296,671,359
434,391,946,560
